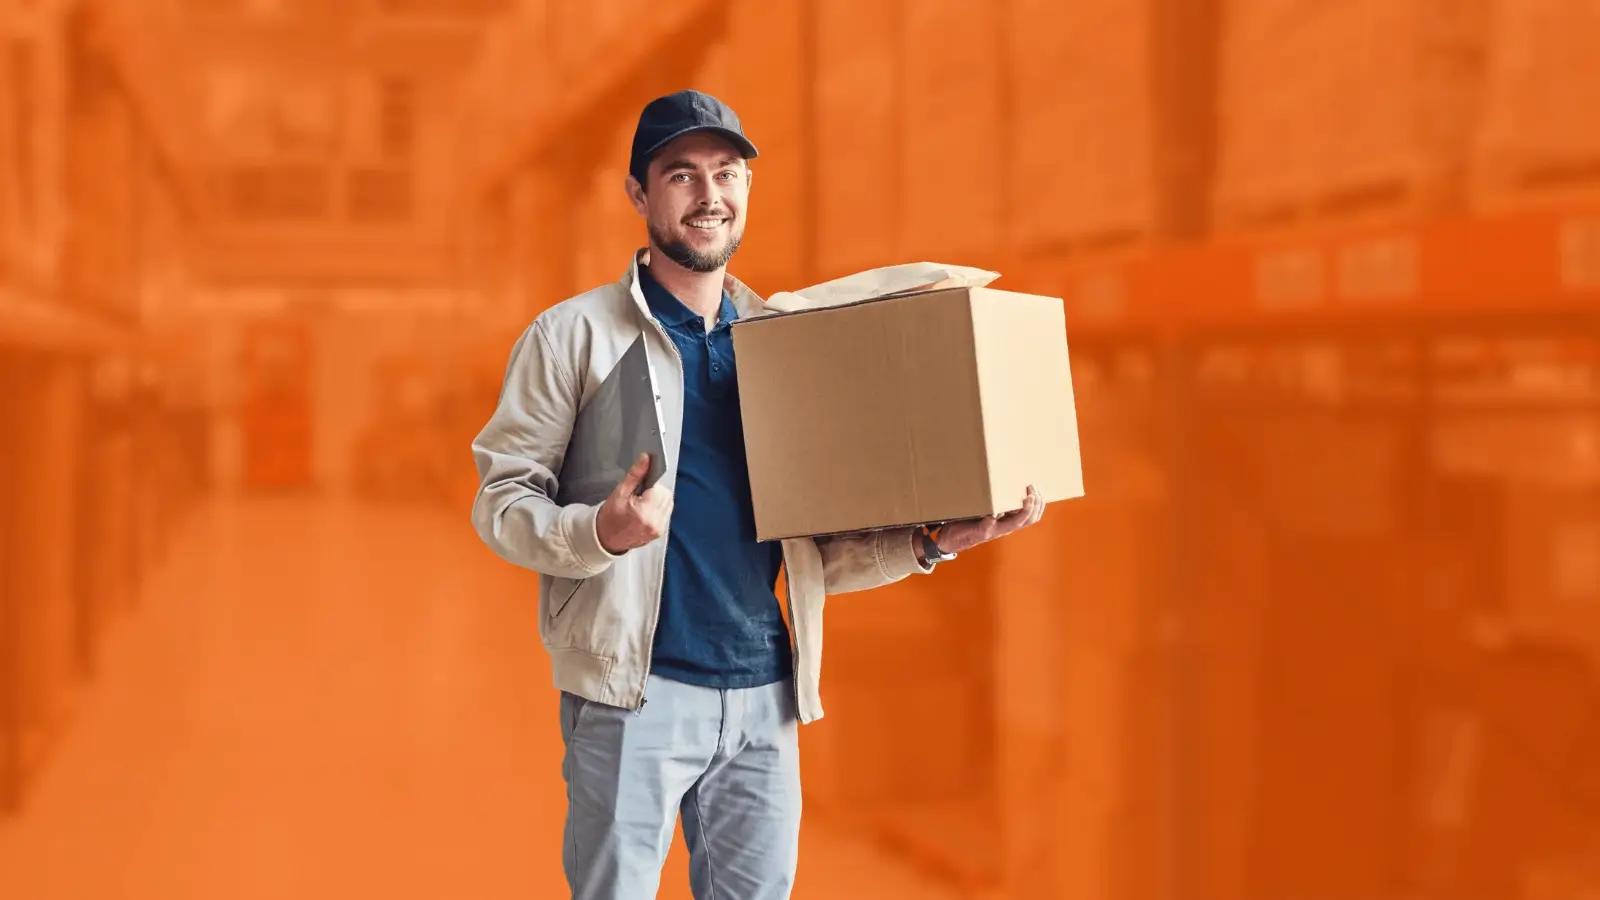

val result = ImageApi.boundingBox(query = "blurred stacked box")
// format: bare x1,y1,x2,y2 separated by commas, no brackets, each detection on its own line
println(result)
571,113,639,294
810,552,1002,889
812,0,900,277
990,351,1175,900
1008,0,1158,256
1212,0,1485,233
586,0,637,56
1429,334,1600,655
545,0,606,83
897,0,1004,264
720,0,805,293
456,1,549,180
1505,478,1600,651
808,579,987,809
1471,0,1600,210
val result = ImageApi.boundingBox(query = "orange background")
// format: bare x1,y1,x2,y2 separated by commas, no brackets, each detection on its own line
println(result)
3,0,1600,898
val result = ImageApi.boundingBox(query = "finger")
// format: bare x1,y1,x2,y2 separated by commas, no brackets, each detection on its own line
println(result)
997,503,1033,533
614,453,651,497
1025,488,1044,526
1017,484,1034,506
635,490,670,529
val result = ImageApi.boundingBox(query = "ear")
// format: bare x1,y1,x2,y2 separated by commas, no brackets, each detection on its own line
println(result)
625,174,647,214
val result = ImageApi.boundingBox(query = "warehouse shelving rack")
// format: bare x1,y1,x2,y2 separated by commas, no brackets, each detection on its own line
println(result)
1,0,197,818
0,288,146,815
821,204,1600,898
995,203,1600,900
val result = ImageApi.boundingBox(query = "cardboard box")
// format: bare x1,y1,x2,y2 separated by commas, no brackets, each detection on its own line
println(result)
732,281,1084,541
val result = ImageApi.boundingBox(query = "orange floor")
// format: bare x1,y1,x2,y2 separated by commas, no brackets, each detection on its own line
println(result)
0,494,967,900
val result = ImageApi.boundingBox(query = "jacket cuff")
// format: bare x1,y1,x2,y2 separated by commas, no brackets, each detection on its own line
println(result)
880,527,934,579
565,503,623,576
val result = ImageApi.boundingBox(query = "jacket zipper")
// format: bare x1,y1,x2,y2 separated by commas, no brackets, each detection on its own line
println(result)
636,318,682,711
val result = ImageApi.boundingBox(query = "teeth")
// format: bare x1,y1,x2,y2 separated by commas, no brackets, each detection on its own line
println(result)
688,219,725,229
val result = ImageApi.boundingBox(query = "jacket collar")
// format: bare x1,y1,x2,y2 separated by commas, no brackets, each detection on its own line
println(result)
622,248,769,324
636,262,739,329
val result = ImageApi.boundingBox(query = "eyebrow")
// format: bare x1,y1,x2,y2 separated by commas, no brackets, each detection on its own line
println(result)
659,157,744,174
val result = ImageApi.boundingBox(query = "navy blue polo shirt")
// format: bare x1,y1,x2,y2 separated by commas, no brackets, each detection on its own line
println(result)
638,264,791,689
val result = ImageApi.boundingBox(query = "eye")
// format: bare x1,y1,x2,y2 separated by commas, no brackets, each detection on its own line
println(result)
716,171,736,181
671,172,692,183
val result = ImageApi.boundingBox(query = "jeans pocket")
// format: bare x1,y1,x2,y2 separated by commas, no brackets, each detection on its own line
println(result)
560,691,590,737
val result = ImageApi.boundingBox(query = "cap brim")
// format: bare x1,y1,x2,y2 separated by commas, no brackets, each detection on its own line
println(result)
644,126,759,162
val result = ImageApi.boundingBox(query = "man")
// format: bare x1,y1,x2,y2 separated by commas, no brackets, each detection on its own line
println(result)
470,89,1044,900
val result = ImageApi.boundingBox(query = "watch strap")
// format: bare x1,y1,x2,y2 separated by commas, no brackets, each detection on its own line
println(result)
919,524,957,565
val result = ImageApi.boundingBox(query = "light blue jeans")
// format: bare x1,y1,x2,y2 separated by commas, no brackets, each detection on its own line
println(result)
559,673,802,899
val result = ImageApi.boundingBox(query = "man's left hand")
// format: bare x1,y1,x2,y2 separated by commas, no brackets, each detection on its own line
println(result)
936,485,1046,554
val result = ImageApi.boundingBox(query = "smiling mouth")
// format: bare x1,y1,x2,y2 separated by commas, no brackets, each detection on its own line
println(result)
685,216,728,230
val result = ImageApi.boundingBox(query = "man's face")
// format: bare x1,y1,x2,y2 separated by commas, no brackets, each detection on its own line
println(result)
629,132,751,273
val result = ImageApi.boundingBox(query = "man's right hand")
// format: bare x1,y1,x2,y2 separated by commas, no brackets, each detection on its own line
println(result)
596,453,673,555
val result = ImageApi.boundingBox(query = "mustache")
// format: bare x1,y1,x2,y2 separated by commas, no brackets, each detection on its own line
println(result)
681,211,733,223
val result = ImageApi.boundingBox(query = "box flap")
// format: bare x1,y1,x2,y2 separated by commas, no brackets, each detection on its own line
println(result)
758,261,1001,315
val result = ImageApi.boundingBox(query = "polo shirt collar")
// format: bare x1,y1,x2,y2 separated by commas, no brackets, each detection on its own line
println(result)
624,248,764,323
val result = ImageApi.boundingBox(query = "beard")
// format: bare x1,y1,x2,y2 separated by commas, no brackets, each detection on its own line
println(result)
649,218,743,273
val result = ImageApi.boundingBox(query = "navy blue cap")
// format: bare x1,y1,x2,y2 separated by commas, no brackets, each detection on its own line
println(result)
629,90,758,187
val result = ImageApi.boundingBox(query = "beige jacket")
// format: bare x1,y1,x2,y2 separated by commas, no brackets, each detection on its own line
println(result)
470,250,931,724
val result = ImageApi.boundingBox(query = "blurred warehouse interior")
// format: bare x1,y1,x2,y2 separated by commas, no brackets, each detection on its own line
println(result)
2,0,1600,898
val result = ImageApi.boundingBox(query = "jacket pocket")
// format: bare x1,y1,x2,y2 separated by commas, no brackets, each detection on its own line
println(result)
548,577,585,619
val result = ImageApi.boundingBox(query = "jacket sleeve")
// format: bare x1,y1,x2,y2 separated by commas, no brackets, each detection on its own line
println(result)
815,527,933,595
470,319,622,580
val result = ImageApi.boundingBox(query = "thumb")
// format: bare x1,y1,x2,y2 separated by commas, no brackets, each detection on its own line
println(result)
613,453,651,497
